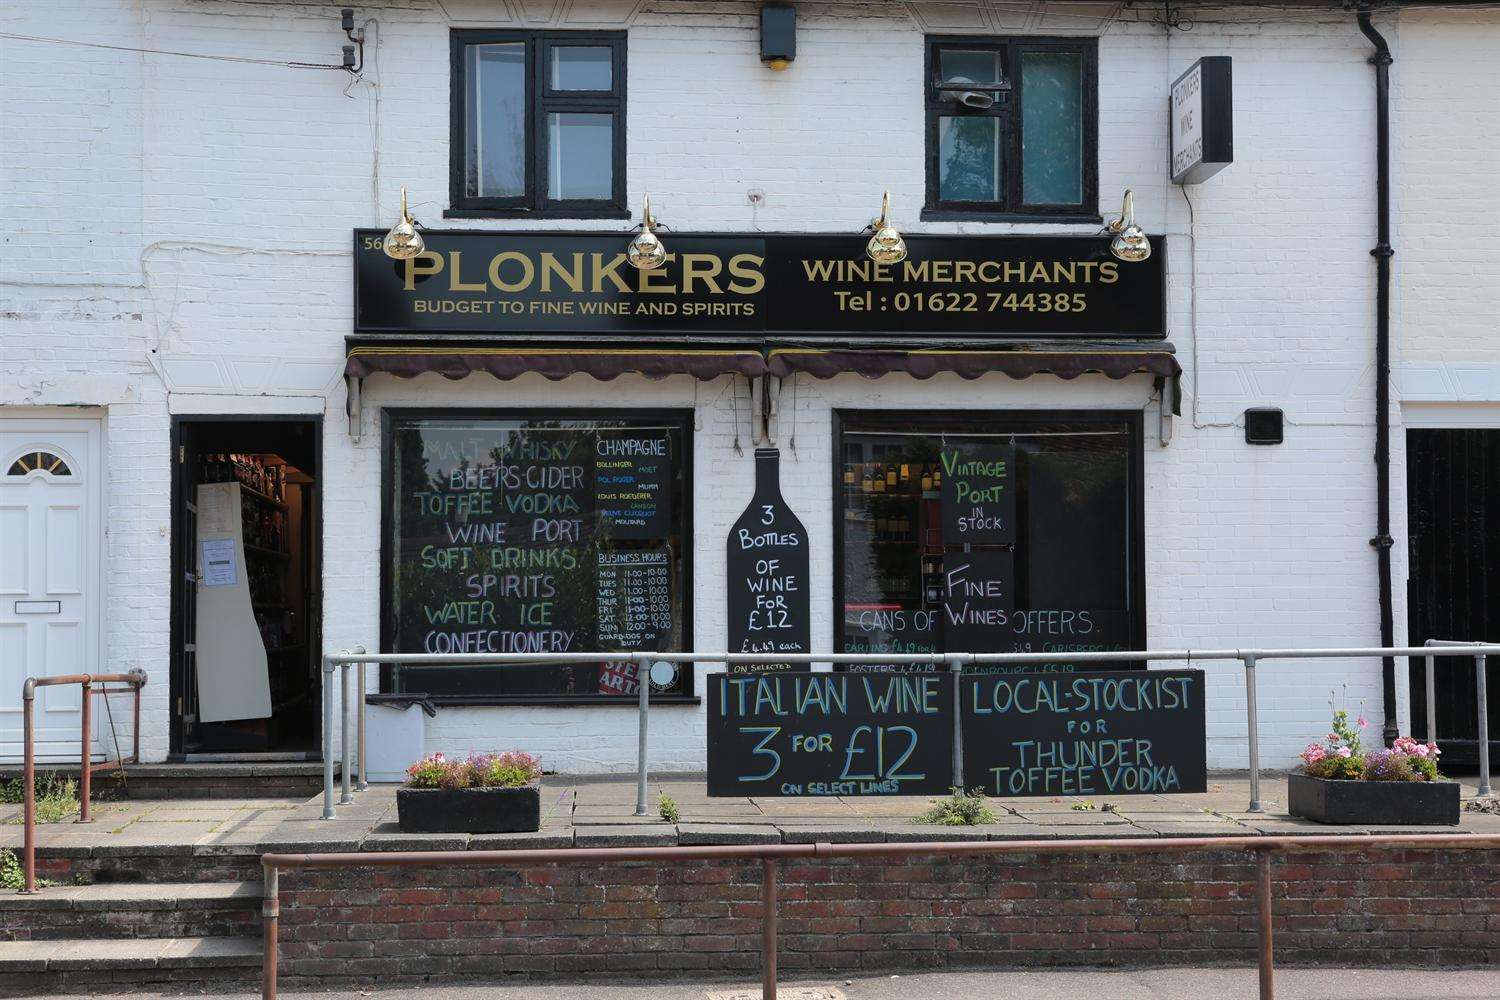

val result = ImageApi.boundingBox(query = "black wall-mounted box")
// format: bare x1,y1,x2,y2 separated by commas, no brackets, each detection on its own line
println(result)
1245,408,1284,445
760,4,796,67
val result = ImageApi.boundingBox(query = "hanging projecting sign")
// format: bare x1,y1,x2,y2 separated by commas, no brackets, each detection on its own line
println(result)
1170,57,1233,184
354,231,1167,339
726,448,811,673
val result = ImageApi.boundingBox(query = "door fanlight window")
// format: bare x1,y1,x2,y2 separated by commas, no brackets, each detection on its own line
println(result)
6,451,72,477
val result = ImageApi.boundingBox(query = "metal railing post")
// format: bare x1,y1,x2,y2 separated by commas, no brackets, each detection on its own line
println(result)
340,663,352,805
321,655,337,820
1425,653,1437,742
77,676,92,824
636,655,650,817
21,681,37,893
132,670,143,764
262,862,279,1000
762,858,778,1000
1243,655,1263,813
949,657,964,790
356,661,368,792
1256,848,1275,1000
1477,653,1492,798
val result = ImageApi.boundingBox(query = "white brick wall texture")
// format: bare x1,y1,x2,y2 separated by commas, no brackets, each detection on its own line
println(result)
2,1,1494,771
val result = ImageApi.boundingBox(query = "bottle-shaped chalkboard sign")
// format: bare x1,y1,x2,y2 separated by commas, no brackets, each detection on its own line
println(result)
726,448,811,673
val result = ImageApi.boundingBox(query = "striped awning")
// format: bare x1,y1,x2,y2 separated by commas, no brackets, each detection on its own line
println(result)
343,341,1179,384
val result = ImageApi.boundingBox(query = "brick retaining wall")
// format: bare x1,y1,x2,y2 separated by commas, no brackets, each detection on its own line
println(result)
275,849,1500,986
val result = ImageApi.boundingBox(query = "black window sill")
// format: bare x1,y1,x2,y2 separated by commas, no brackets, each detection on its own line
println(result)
919,208,1103,225
444,207,632,221
378,694,701,707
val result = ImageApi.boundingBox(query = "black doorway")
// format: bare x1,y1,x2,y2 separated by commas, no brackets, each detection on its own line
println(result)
170,417,322,757
1407,427,1500,771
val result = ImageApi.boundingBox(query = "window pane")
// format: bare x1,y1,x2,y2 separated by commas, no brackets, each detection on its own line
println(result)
939,48,1004,87
465,43,526,199
838,418,1138,674
1021,50,1084,205
388,416,689,699
547,113,614,201
938,116,1001,203
551,46,612,90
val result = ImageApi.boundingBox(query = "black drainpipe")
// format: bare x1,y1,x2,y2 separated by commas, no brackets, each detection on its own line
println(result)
1357,3,1398,746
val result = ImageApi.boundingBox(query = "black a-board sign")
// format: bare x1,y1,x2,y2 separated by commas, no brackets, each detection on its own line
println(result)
726,449,811,673
939,440,1016,545
708,672,956,796
962,670,1207,797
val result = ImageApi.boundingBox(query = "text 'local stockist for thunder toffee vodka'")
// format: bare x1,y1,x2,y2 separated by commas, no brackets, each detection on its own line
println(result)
352,227,1178,753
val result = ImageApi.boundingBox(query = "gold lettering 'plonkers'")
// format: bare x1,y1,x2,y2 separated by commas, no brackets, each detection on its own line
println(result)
540,252,586,293
448,252,487,292
403,251,444,291
487,251,534,293
727,254,766,295
680,253,724,295
590,252,632,293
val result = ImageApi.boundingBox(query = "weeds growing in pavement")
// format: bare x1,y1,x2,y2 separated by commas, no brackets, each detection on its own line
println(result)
915,787,998,826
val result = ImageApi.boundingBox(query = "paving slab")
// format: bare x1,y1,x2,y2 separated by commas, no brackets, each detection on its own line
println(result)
469,830,574,850
676,824,781,845
574,824,676,847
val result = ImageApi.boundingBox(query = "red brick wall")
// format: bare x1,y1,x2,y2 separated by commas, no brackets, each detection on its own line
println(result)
275,849,1500,986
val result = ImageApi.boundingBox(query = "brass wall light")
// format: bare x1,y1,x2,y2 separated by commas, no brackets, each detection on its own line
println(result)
627,194,668,270
1106,189,1152,263
381,187,424,260
865,191,907,265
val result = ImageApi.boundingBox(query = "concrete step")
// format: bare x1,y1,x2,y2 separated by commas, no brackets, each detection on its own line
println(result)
0,881,261,941
0,935,260,997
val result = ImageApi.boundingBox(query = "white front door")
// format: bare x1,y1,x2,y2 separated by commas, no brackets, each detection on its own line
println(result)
0,417,103,763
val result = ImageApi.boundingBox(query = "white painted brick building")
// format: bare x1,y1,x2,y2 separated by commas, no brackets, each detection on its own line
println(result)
2,0,1496,779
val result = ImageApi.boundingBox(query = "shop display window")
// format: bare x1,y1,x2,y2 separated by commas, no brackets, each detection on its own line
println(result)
835,411,1143,672
924,36,1097,220
450,30,627,217
383,411,692,701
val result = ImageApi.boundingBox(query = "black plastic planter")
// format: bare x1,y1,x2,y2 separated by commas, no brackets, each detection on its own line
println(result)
1287,771,1460,825
396,785,542,833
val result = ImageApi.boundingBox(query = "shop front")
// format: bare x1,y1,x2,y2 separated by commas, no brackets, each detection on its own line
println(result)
343,226,1174,771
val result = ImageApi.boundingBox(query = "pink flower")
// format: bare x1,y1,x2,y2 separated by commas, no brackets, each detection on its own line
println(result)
1336,746,1352,758
1357,715,1368,729
1412,744,1428,757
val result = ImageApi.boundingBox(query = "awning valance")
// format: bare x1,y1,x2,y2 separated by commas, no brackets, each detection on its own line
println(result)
344,341,1178,384
766,346,1181,381
343,344,768,381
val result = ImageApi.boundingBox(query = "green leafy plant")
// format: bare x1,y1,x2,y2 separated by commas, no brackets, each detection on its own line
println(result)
0,774,80,824
658,791,681,824
0,848,52,891
1070,800,1097,812
915,787,997,826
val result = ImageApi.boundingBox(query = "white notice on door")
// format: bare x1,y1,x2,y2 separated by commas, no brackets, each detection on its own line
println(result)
200,538,237,587
198,486,234,534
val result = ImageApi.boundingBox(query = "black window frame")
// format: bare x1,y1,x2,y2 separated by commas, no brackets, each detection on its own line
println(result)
923,35,1099,223
448,30,629,220
379,407,697,706
830,409,1146,669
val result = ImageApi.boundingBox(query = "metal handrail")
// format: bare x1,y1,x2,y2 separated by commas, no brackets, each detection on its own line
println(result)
19,669,147,893
258,832,1500,1000
318,644,1500,821
1424,639,1493,796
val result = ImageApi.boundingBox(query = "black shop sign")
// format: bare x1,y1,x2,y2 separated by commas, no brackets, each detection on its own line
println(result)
726,449,811,673
962,670,1207,797
354,231,1166,339
708,672,956,796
